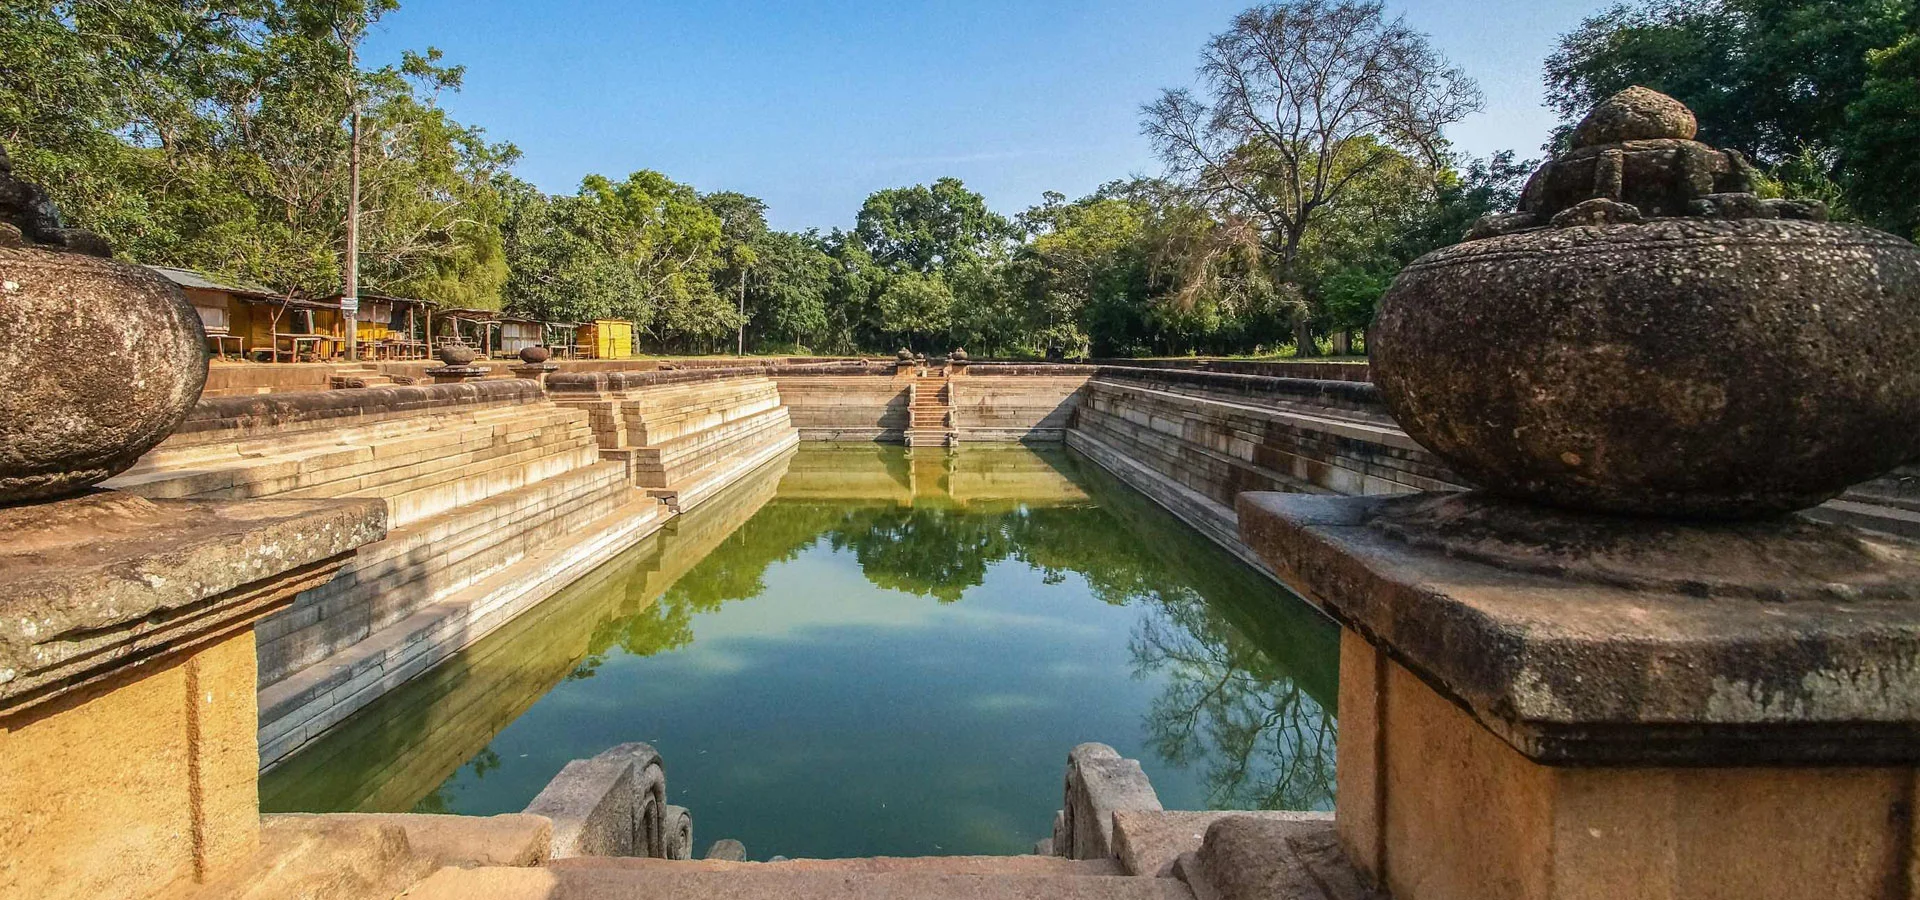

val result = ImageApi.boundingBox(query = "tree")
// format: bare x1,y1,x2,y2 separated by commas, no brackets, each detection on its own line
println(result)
1015,194,1153,357
355,50,518,307
702,191,767,352
1,0,515,306
742,230,832,349
1309,149,1532,333
500,179,643,324
578,170,737,348
1544,0,1918,233
854,177,1015,274
875,271,956,350
1844,34,1920,238
1143,0,1481,352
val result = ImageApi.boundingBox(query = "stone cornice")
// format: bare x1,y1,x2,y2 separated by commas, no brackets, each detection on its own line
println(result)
0,492,387,717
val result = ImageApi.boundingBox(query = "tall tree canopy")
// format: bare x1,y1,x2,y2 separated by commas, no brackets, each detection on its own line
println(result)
0,0,516,304
1142,0,1482,351
1545,0,1920,236
8,0,1539,358
854,177,1015,274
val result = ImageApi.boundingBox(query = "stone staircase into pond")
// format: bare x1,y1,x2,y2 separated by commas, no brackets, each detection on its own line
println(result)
379,742,1363,900
103,381,671,767
547,370,801,512
906,371,956,448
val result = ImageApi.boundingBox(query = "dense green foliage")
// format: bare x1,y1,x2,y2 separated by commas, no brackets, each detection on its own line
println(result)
1545,0,1920,237
41,0,1890,356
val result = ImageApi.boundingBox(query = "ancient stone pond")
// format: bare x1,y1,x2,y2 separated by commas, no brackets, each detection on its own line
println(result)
259,444,1339,858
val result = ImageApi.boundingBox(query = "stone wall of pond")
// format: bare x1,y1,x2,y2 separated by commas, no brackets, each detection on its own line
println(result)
546,368,803,512
124,359,1444,766
109,381,676,767
774,369,912,441
1000,366,1461,578
952,372,1092,441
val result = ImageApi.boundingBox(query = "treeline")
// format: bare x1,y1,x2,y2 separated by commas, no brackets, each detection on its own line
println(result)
8,0,1916,357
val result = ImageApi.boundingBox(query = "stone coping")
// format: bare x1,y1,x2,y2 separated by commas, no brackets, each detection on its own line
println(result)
966,364,1385,414
173,379,546,443
0,491,387,715
1238,490,1920,766
1082,357,1373,382
546,360,888,393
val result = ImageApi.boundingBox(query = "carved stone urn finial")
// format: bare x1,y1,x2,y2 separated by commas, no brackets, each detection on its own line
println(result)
437,342,478,367
1371,88,1920,519
0,144,208,504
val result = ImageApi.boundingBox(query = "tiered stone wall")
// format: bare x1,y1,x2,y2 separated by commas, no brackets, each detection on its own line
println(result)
547,367,807,512
773,366,912,441
123,360,1451,765
110,381,672,767
1084,357,1373,382
1057,366,1458,577
952,369,1091,441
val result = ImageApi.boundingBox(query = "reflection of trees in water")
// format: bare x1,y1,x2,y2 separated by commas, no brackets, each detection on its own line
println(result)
546,450,1338,814
829,506,1018,602
409,747,503,814
1132,595,1336,811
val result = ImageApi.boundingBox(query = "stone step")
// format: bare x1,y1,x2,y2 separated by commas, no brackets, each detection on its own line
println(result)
113,404,592,504
1806,498,1920,540
258,489,672,766
262,464,642,689
625,405,795,491
402,866,1194,900
257,461,637,684
905,431,956,448
362,438,603,527
550,856,1127,876
1106,810,1334,877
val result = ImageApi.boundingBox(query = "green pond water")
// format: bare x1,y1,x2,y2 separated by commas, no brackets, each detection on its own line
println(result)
260,443,1338,859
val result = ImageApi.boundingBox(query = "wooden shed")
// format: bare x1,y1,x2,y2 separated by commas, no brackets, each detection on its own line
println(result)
498,315,544,356
147,266,346,361
147,265,283,359
577,319,635,359
334,292,434,359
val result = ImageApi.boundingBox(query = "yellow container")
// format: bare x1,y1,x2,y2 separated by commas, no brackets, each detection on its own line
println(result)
577,319,634,359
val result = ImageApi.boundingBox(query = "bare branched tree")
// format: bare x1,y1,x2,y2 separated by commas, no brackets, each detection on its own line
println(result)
1143,1,1482,284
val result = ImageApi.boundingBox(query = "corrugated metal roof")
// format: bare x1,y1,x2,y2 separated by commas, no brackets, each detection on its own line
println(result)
145,265,282,300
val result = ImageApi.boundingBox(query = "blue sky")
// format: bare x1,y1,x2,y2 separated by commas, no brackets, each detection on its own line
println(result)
364,0,1604,232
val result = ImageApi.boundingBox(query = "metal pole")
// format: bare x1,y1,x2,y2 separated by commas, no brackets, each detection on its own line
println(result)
343,35,361,362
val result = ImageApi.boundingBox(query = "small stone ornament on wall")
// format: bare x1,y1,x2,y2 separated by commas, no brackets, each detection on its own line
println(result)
1371,87,1920,520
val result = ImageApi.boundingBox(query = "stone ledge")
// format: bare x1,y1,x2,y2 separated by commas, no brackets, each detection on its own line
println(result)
0,491,387,715
1238,490,1920,765
1113,810,1333,878
172,379,545,444
547,361,884,393
261,813,552,868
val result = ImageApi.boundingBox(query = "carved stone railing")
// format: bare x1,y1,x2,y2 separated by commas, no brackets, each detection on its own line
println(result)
523,742,688,859
1047,743,1164,860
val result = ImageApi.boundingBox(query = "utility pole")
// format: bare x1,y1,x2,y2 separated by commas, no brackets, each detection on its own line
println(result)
341,26,362,361
344,104,361,362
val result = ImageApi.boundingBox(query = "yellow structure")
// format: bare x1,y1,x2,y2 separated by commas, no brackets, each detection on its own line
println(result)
578,319,635,359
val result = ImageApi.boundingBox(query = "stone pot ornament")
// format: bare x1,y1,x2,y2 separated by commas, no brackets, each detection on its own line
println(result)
896,348,914,362
1372,87,1920,518
518,345,553,365
0,145,208,504
950,348,969,363
437,343,478,367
